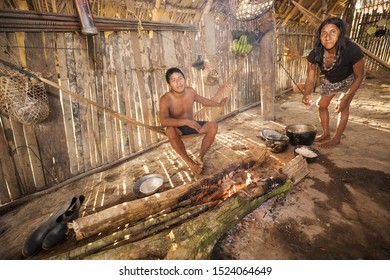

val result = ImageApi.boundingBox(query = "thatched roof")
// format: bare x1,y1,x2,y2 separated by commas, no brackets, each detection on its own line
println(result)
1,0,388,29
0,0,363,24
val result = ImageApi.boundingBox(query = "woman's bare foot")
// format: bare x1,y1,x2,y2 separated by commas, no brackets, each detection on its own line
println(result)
319,138,341,148
315,133,331,142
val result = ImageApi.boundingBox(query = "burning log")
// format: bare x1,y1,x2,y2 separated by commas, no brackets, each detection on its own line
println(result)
50,202,216,260
45,149,308,260
82,180,293,260
70,149,269,241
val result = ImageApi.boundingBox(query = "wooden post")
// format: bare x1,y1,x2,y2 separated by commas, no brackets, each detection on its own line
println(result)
74,0,98,35
259,11,276,121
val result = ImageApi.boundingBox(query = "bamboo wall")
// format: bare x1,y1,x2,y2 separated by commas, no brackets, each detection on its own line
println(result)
350,7,390,72
0,7,264,205
276,24,316,93
276,5,390,93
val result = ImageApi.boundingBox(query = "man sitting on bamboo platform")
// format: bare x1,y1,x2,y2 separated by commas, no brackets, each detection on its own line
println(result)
159,67,227,174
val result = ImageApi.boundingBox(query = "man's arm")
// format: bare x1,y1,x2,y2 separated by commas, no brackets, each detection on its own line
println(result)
302,61,316,105
194,94,227,107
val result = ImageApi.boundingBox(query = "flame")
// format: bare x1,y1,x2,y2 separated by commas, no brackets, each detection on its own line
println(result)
246,173,252,186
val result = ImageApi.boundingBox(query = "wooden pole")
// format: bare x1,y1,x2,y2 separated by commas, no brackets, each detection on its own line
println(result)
259,11,276,121
50,203,215,259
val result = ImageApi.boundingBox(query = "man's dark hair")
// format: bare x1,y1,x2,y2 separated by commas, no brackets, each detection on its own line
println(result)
314,17,347,71
166,68,185,83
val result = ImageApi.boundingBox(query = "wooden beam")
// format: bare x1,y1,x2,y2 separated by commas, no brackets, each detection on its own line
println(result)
0,10,198,32
203,0,214,14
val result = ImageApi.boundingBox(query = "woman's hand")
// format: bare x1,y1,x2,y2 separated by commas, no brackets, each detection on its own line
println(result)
302,94,313,106
335,94,348,113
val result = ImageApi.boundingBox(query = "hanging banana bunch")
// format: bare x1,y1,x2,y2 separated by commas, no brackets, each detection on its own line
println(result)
231,34,253,55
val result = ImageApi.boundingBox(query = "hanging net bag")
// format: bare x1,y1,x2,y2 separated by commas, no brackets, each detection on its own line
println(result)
203,59,220,86
0,67,49,125
229,0,274,21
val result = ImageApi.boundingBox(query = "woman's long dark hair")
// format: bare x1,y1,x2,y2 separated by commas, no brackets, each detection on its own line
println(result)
314,17,347,70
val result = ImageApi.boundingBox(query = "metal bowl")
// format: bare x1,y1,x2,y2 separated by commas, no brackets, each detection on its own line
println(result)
285,124,317,146
132,174,164,198
294,145,319,163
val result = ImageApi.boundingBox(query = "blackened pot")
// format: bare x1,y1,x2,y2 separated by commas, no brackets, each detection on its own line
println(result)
265,134,289,153
285,124,317,146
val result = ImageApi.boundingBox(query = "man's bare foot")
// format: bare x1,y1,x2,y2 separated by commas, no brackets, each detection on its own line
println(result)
194,156,204,169
315,134,330,142
319,138,340,148
188,161,203,174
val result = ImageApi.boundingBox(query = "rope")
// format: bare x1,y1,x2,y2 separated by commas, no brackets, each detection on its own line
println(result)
0,58,166,135
278,62,305,94
0,59,237,136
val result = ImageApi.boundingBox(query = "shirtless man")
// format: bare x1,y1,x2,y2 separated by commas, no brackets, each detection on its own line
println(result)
159,68,227,174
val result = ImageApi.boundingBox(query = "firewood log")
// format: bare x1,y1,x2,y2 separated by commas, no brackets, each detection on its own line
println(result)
82,180,293,259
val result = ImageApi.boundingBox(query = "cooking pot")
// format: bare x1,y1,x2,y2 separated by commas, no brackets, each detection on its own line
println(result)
265,134,289,153
285,124,317,146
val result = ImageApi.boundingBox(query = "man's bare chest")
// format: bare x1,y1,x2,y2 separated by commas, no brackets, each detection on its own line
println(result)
169,96,194,118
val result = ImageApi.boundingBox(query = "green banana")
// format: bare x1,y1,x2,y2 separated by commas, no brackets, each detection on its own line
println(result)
232,39,239,53
244,43,252,54
238,35,245,45
238,36,247,53
242,35,247,45
232,35,253,55
238,41,243,53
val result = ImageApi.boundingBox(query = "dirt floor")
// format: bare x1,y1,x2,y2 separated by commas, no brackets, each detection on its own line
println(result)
0,71,389,260
213,71,390,260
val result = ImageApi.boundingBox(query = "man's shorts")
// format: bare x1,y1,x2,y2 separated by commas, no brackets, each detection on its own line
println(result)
178,121,207,136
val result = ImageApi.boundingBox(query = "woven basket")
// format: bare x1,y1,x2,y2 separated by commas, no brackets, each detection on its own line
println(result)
0,68,49,125
204,69,220,86
229,0,274,21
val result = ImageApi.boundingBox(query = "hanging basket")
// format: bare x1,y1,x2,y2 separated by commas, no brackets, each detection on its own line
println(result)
204,69,220,86
229,0,274,21
0,68,49,125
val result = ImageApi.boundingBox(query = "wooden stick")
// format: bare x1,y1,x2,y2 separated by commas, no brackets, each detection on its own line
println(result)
40,77,166,135
50,202,215,260
194,58,246,120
